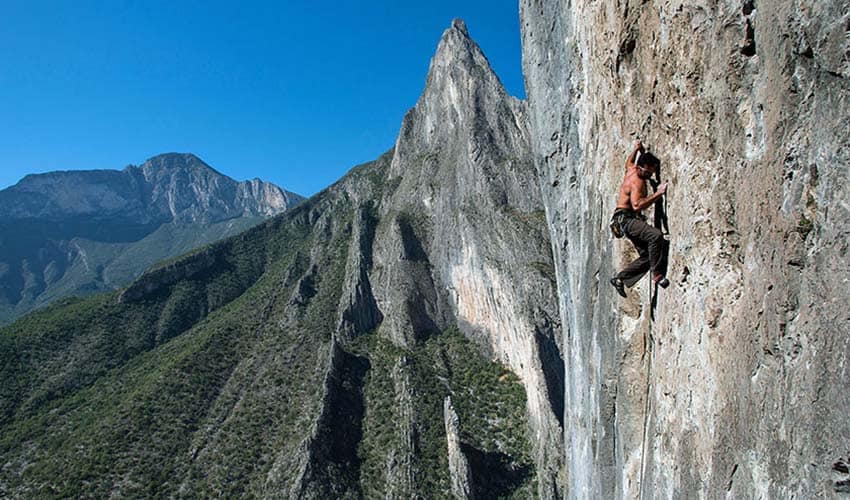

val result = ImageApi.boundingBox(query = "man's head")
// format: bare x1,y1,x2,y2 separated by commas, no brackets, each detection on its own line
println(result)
636,152,660,179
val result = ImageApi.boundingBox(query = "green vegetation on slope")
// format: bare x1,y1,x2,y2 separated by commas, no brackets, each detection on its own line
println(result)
0,157,367,498
0,213,317,497
354,328,534,499
0,209,312,427
0,216,270,326
0,151,537,498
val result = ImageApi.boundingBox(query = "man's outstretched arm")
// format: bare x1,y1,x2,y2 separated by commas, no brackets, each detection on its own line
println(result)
625,140,645,170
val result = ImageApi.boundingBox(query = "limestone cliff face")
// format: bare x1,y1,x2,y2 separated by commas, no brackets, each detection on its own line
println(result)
521,0,850,497
444,396,474,499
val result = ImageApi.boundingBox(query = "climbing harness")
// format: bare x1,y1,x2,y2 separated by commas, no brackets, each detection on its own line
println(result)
610,208,645,239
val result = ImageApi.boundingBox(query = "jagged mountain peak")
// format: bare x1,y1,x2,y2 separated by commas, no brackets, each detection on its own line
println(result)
141,152,205,165
436,18,472,54
391,19,525,177
427,18,498,86
0,151,303,324
0,152,300,223
143,152,205,165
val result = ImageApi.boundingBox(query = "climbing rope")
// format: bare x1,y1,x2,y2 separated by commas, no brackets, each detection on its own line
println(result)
640,167,666,499
639,282,655,500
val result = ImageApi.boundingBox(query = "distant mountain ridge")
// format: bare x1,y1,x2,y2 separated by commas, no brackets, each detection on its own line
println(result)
0,152,300,223
0,153,304,325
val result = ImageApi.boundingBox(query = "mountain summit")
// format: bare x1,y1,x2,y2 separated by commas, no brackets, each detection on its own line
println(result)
132,153,299,223
401,18,518,158
0,153,301,224
428,18,496,79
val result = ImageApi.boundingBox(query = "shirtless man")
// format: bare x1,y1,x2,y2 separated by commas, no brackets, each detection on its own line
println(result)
610,141,670,298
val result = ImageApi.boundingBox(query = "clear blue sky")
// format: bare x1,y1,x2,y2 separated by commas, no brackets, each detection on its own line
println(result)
0,1,525,197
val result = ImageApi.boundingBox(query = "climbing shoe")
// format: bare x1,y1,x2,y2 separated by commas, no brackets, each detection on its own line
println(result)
653,274,670,289
610,277,627,298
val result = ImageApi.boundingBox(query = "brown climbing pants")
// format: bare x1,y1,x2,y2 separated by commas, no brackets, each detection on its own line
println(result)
614,210,669,288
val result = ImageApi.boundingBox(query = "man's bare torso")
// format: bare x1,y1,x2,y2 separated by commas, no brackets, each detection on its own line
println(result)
615,141,667,212
616,170,645,211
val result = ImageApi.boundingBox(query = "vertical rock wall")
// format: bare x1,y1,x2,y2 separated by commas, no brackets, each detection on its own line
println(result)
521,0,850,497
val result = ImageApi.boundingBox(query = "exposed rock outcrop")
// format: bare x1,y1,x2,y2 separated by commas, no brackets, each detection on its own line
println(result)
521,0,850,497
385,356,417,498
286,338,368,498
444,396,473,499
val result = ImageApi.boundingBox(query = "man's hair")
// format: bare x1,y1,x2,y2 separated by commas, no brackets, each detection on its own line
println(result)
637,152,660,170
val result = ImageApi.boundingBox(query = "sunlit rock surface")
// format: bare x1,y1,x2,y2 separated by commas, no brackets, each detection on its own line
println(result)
370,19,564,496
521,0,850,497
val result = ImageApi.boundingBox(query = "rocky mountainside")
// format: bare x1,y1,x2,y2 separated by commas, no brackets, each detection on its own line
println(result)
521,0,850,497
0,21,563,498
0,153,303,324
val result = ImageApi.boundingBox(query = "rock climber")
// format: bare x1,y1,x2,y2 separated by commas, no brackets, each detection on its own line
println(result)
610,140,670,298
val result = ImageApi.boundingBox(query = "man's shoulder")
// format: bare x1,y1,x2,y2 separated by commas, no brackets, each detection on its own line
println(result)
627,173,644,187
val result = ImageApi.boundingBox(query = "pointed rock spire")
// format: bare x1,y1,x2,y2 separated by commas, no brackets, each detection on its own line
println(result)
410,18,513,134
389,18,525,177
444,397,473,499
428,17,496,80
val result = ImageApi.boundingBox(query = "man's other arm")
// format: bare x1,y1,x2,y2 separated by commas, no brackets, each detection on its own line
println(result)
630,180,668,211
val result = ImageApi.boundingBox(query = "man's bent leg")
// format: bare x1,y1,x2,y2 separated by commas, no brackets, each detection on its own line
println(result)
618,252,650,288
617,218,654,287
645,227,669,288
632,221,665,276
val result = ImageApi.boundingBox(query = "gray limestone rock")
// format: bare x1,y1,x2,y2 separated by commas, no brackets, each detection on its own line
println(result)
521,0,850,497
385,356,416,498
